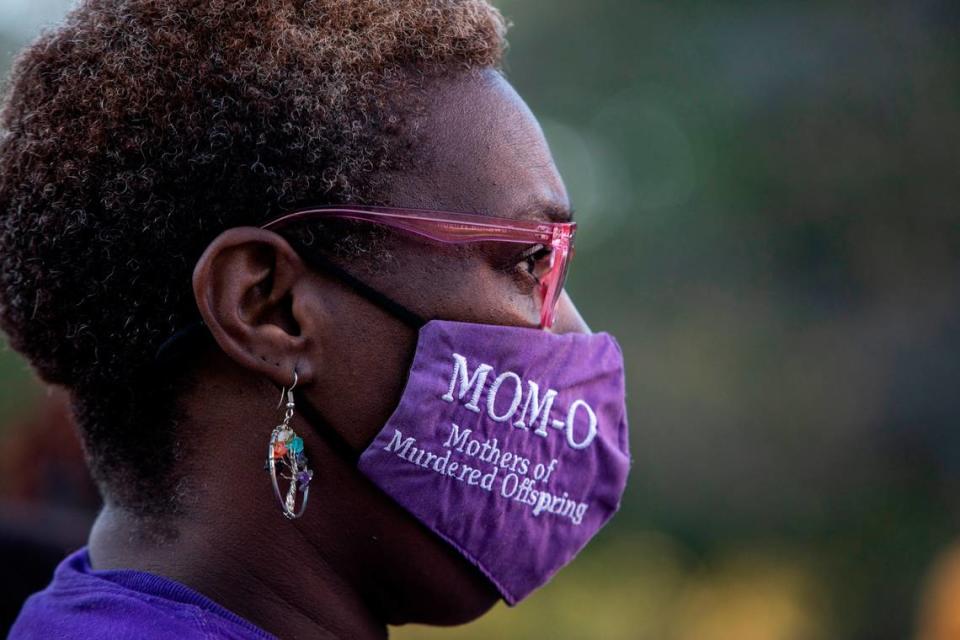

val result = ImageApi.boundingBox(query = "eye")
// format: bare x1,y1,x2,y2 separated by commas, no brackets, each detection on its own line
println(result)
517,244,552,283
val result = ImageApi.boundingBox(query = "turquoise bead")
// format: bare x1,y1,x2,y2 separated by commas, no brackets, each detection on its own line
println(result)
288,436,304,454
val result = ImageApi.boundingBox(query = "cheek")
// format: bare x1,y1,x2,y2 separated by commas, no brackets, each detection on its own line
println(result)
411,251,538,327
467,271,540,328
315,299,416,450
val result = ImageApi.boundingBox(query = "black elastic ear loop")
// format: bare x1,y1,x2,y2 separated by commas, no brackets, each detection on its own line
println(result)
289,248,429,464
294,247,427,330
153,247,426,368
291,386,363,465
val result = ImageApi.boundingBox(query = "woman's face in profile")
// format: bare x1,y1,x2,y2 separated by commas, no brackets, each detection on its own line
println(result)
4,1,635,637
226,68,589,624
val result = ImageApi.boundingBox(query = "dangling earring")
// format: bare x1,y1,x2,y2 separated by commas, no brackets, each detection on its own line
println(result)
265,370,314,519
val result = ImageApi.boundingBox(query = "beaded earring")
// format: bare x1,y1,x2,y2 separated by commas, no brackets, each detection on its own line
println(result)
265,370,314,519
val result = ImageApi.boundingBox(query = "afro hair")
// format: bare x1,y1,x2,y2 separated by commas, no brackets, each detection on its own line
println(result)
0,0,508,516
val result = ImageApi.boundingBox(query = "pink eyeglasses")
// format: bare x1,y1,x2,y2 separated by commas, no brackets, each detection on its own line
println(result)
260,205,576,329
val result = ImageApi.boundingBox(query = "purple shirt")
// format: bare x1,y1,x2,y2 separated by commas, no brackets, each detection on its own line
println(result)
9,546,277,639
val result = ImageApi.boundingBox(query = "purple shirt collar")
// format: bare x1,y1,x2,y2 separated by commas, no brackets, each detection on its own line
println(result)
9,546,276,639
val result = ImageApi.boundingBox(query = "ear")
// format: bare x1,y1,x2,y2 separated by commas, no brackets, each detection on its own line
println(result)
191,227,320,387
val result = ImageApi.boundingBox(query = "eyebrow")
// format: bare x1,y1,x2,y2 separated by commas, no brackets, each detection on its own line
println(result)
513,200,575,224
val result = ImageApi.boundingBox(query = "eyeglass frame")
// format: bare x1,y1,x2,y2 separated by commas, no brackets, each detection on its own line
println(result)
260,205,577,329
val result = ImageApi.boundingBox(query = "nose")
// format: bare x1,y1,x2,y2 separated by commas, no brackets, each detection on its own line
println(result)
548,290,591,335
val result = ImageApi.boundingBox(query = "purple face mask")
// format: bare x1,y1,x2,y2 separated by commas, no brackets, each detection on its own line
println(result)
155,250,632,605
356,318,632,604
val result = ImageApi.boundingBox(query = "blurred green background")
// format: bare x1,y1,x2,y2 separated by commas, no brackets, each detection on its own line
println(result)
2,1,959,638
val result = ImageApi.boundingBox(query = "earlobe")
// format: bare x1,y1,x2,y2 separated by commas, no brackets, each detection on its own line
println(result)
191,226,316,386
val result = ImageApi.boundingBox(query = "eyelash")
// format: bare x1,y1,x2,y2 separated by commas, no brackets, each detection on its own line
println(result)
517,244,552,283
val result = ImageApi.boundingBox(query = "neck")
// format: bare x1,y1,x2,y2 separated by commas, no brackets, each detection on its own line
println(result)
83,360,393,639
88,493,388,640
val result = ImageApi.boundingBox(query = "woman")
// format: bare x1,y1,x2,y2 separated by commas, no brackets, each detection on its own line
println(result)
1,1,631,638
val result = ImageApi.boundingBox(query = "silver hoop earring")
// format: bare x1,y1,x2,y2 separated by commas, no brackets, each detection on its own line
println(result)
265,370,313,519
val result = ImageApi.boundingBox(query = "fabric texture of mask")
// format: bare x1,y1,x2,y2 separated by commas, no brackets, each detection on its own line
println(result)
357,319,632,605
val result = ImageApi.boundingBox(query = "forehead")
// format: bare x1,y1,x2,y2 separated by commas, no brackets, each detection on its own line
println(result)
383,68,570,222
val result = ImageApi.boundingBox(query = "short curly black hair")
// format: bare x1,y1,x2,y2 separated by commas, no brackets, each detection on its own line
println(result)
0,0,507,517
